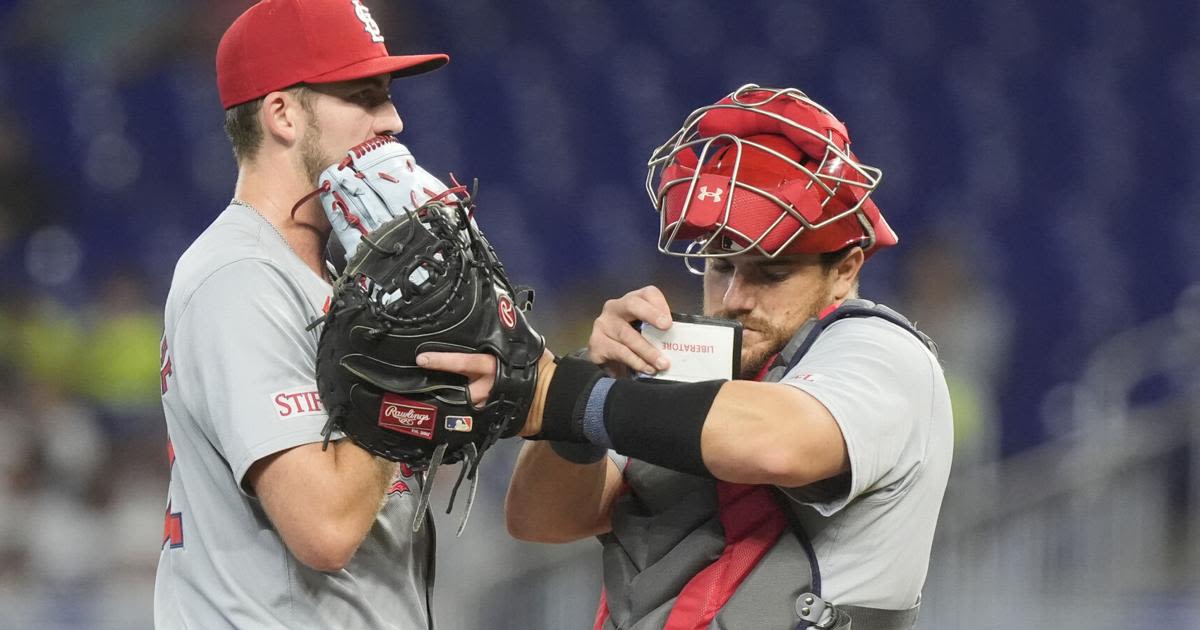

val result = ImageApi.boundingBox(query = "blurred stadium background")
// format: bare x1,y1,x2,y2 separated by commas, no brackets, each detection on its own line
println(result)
1,0,1198,628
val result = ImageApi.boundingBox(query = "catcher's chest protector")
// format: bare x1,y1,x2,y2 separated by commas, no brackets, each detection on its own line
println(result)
595,300,934,630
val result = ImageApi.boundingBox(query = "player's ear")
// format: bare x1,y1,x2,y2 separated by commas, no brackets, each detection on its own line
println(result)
830,247,864,301
260,90,303,145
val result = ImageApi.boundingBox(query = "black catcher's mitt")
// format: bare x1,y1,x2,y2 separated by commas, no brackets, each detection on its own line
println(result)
311,186,543,531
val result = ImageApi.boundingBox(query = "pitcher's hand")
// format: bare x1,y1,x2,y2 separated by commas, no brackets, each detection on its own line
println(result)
417,350,556,437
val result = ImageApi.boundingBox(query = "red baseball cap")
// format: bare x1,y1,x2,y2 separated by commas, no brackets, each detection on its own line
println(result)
217,0,449,109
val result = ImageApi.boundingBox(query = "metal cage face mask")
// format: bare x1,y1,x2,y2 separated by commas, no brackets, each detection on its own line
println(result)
646,84,896,274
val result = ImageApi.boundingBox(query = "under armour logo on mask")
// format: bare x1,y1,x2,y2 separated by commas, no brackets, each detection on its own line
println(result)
696,186,724,203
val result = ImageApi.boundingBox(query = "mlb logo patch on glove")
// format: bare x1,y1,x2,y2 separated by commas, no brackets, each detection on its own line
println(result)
445,415,474,432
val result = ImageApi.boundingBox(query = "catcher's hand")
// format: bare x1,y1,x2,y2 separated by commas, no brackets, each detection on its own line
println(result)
587,285,674,377
310,175,543,532
312,135,453,259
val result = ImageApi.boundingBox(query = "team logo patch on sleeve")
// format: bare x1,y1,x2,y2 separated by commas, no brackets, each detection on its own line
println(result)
378,394,436,440
387,463,418,497
271,386,325,419
445,415,473,432
784,372,823,384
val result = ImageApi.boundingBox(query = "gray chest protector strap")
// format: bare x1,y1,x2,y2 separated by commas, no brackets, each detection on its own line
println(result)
763,299,936,381
768,299,935,629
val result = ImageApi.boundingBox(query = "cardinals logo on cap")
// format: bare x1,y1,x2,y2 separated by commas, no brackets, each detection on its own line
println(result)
351,0,385,43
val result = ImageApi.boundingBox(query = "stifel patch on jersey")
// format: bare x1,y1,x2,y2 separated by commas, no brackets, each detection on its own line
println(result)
378,394,435,440
272,386,325,420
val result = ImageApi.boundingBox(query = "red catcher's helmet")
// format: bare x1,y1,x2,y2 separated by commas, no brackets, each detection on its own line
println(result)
647,85,897,272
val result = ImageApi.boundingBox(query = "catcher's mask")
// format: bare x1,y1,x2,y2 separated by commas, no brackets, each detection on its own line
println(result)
647,84,897,274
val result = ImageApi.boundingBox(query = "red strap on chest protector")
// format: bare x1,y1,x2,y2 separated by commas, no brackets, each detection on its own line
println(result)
594,353,791,630
661,482,788,629
592,484,788,630
593,588,609,630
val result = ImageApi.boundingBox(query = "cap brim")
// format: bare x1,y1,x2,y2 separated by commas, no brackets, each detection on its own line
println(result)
305,53,449,84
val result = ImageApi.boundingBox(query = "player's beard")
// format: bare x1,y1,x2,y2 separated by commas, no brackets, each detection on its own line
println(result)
712,296,827,380
731,315,794,379
299,117,331,185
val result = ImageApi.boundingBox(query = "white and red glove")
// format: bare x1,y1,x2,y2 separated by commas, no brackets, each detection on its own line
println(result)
314,135,457,259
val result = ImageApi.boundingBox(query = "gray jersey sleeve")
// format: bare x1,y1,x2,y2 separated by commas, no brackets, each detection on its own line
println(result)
174,258,331,493
777,317,942,515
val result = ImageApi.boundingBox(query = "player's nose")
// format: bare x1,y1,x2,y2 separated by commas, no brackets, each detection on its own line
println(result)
374,105,403,137
722,272,756,312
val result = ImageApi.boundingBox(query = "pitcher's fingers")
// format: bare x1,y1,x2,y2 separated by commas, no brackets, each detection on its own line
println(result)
416,352,496,378
467,380,495,407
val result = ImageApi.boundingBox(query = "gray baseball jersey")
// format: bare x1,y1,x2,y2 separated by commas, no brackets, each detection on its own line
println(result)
154,203,432,629
778,316,953,609
600,312,951,628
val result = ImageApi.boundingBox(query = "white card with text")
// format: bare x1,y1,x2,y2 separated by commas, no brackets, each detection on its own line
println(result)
638,314,742,382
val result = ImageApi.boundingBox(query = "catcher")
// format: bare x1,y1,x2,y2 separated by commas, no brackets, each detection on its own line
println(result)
371,85,954,629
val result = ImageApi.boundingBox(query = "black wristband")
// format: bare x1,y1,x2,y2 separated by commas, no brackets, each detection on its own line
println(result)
535,355,725,478
603,379,724,478
549,440,608,464
535,356,604,443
